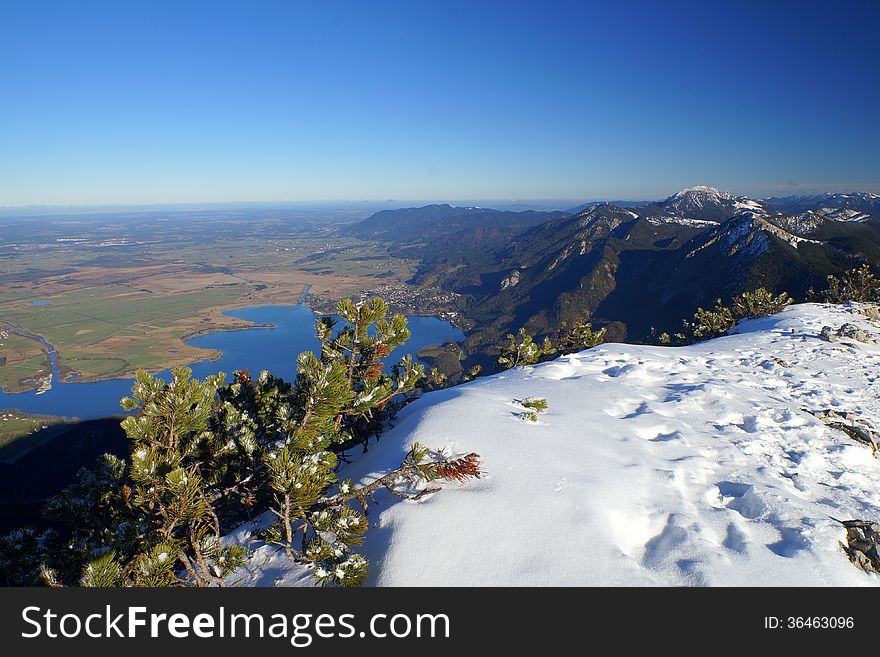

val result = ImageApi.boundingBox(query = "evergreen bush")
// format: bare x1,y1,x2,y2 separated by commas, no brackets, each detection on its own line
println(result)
818,264,880,304
0,297,481,587
497,328,555,369
557,320,607,354
731,288,792,319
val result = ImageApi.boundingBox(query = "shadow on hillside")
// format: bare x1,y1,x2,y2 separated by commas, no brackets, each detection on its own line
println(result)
0,417,128,533
0,383,474,585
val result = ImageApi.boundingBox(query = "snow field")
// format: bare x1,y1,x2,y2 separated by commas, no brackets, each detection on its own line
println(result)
230,303,880,586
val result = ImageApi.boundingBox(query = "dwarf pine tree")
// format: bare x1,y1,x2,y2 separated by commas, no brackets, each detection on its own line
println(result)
257,298,427,585
17,368,249,588
689,299,737,340
497,319,607,369
731,288,791,319
519,397,549,422
0,296,480,587
557,320,607,354
118,367,248,586
819,264,880,303
497,327,555,369
421,367,449,391
463,363,483,381
658,287,795,347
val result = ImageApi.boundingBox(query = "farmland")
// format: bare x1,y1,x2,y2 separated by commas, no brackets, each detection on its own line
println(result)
0,207,420,392
0,409,71,462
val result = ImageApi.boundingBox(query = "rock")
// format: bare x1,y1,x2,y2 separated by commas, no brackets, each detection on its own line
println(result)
837,322,872,343
819,323,875,344
839,520,880,575
804,408,880,453
500,270,521,291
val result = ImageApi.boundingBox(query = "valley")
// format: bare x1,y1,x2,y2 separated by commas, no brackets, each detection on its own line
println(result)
3,188,880,398
0,208,424,393
395,188,880,367
4,0,880,608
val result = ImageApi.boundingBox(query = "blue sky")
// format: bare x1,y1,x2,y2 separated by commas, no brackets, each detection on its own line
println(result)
1,0,878,206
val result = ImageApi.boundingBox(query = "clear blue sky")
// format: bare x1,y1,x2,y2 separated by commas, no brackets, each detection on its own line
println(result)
1,0,878,206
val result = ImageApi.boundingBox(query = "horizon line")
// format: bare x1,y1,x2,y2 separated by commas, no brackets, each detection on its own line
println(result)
2,185,880,213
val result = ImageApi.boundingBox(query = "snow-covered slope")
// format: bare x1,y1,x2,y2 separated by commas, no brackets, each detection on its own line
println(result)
232,303,880,587
658,185,768,221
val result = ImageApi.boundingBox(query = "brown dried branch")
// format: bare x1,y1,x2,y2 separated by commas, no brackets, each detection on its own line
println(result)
317,451,482,511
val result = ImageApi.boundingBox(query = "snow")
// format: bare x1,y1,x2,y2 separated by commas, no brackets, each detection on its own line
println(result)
754,215,821,248
687,215,770,258
818,207,871,223
662,186,735,212
229,303,880,587
646,215,718,228
734,198,768,215
769,208,871,233
696,213,821,256
670,185,733,200
770,211,825,235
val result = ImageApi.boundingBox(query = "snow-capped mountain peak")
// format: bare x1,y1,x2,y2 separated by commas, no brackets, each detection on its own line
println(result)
658,185,760,222
667,185,733,203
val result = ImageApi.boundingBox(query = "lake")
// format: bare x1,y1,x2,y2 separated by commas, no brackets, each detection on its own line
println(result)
0,305,463,420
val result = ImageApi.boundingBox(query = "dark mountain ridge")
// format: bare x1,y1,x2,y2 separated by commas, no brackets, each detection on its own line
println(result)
346,203,564,242
762,192,880,216
348,188,880,367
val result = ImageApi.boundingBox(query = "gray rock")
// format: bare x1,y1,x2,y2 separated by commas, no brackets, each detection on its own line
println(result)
500,270,521,291
819,323,875,344
839,519,880,575
804,408,880,453
837,322,872,343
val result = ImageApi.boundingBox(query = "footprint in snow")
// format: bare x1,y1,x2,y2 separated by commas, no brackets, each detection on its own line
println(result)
722,523,749,554
767,526,809,558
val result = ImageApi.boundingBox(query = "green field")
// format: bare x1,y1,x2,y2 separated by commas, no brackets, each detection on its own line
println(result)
5,286,244,345
0,217,421,391
0,284,249,389
0,333,50,391
0,410,73,462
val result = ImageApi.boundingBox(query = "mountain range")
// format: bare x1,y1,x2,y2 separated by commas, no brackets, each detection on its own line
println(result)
347,187,880,367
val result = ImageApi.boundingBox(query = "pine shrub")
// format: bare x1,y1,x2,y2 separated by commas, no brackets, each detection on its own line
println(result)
557,320,607,354
497,328,555,369
689,300,737,340
0,297,481,587
819,264,880,304
662,287,792,347
731,288,792,319
519,397,548,422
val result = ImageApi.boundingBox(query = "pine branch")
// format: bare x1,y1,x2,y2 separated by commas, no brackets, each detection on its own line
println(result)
317,451,481,511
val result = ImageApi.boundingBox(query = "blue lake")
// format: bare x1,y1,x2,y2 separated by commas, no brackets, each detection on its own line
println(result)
0,305,463,420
